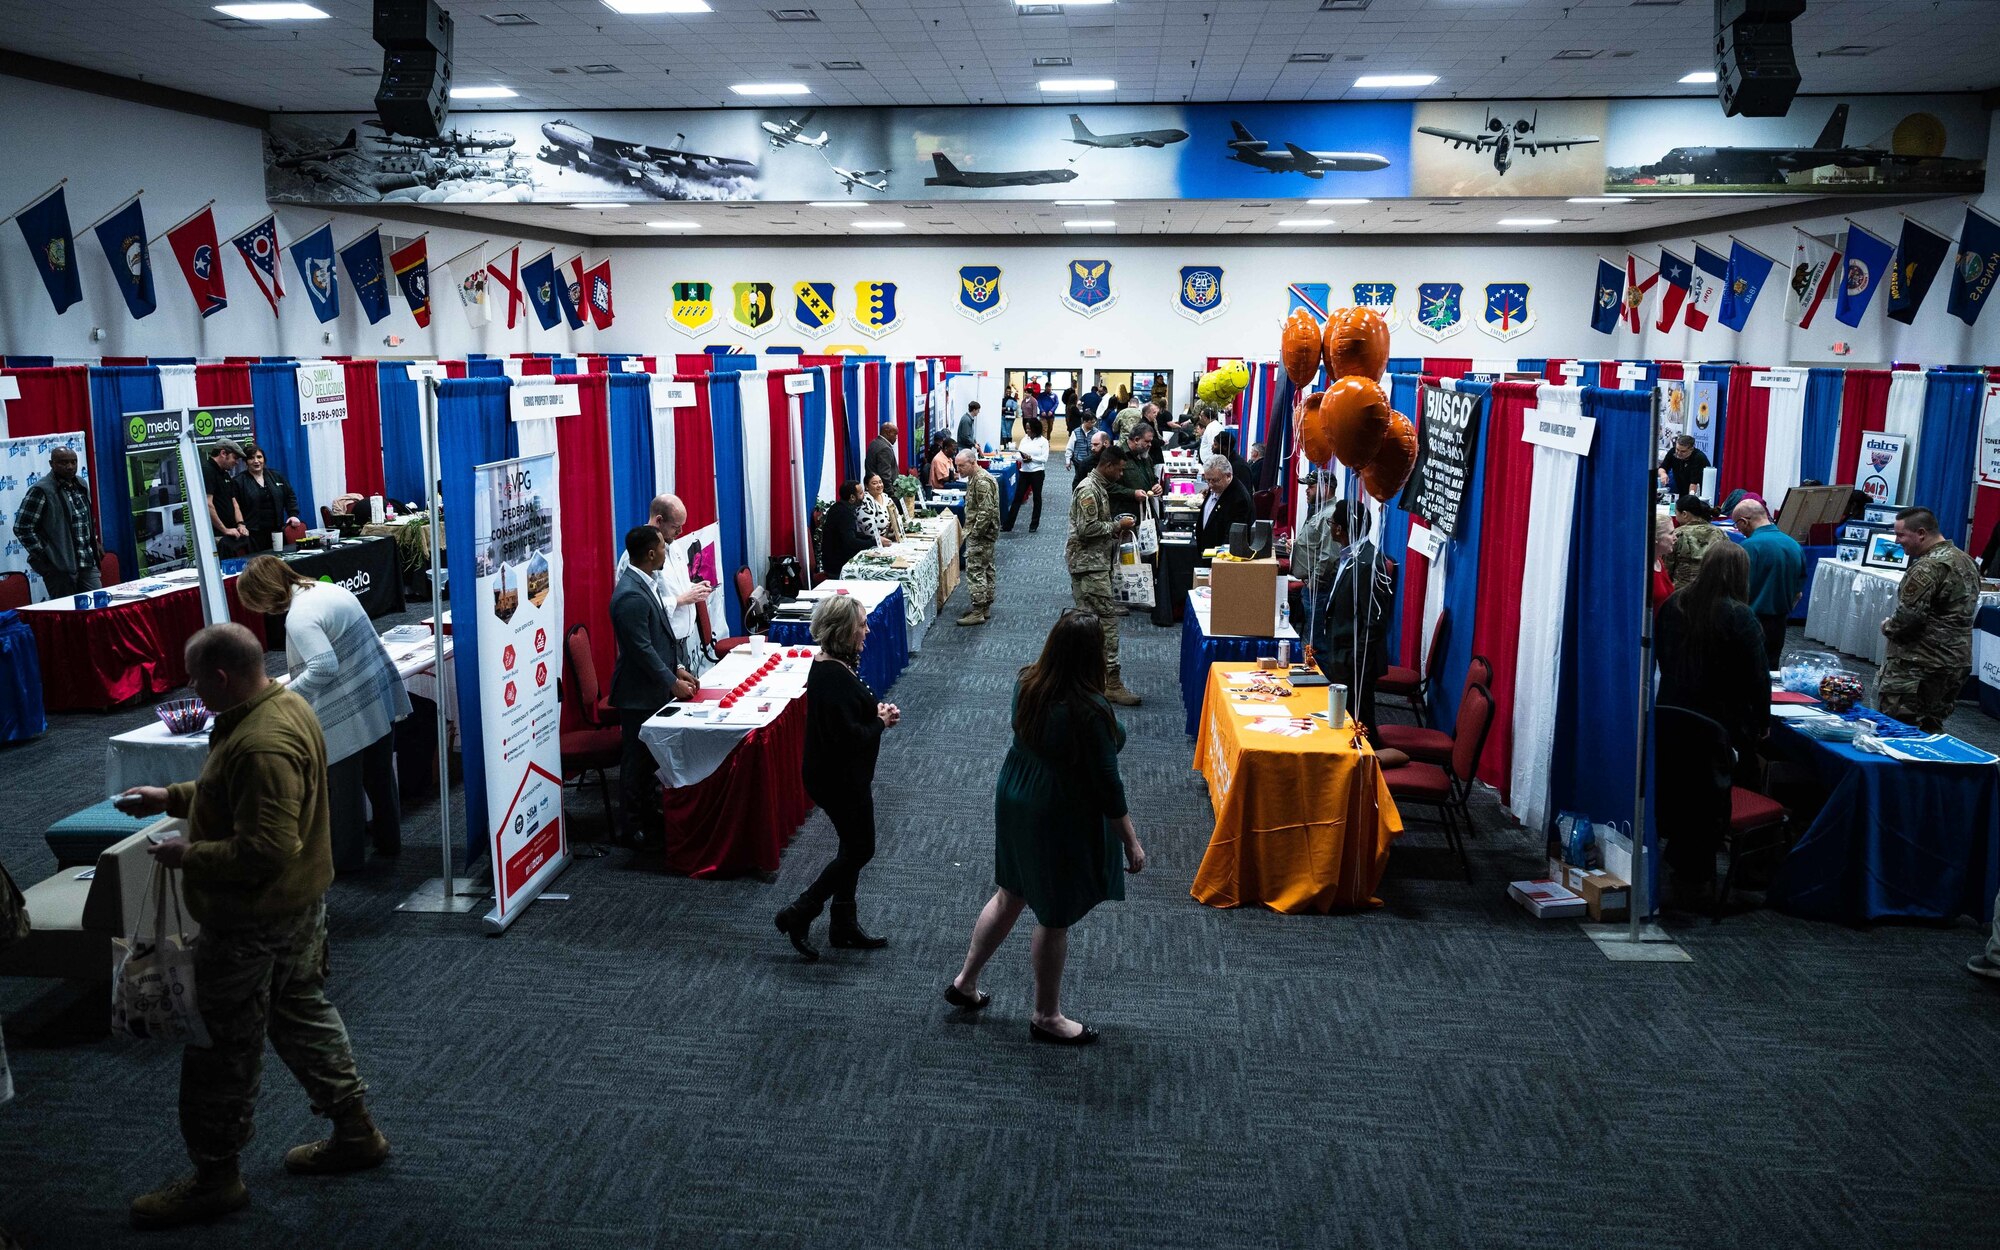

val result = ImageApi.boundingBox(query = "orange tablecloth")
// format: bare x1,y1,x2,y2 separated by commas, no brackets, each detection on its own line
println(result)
1191,663,1404,913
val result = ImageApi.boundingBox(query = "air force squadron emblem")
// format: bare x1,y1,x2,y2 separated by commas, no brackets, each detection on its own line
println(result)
792,281,837,338
1480,281,1536,341
732,281,776,336
1061,260,1117,318
670,281,715,337
1176,265,1228,324
957,266,1007,323
851,280,904,338
1411,282,1464,342
1352,282,1398,327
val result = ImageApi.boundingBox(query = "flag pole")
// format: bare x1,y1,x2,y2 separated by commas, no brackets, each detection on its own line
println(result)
440,240,484,270
148,198,216,245
336,226,381,250
0,178,67,227
78,190,145,235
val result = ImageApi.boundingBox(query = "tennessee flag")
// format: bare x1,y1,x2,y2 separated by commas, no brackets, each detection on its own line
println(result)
166,205,228,318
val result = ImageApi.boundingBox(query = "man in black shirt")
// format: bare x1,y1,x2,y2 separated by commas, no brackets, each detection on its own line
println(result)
1658,435,1710,497
203,440,249,553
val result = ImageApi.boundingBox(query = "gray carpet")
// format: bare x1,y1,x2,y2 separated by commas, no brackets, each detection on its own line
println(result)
3,522,2000,1249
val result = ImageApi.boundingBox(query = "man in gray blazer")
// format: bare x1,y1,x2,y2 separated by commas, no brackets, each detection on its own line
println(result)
611,525,697,846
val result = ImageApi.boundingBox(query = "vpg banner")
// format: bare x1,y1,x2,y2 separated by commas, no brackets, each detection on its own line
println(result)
1854,431,1909,505
0,431,90,601
1981,381,2000,483
471,452,567,928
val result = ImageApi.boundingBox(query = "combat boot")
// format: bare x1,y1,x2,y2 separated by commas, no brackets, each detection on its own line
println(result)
130,1160,250,1230
284,1101,391,1175
957,608,990,626
1105,673,1142,707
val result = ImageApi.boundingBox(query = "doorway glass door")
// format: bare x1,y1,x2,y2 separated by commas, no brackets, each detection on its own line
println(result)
1004,366,1085,448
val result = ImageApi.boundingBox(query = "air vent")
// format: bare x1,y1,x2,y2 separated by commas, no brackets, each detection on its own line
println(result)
1288,52,1333,64
821,61,865,70
1427,200,1462,206
1392,218,1422,223
770,8,818,20
1343,54,1365,61
482,12,537,25
1319,0,1371,10
547,67,572,74
579,64,623,75
1034,55,1072,68
723,203,757,210
205,16,260,29
1611,50,1637,58
1553,49,1600,60
1224,220,1255,225
341,65,377,76
926,222,954,227
1240,202,1272,208
1630,1,1684,6
1818,45,1881,57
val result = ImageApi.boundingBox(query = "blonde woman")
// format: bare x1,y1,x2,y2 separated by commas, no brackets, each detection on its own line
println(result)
237,556,411,864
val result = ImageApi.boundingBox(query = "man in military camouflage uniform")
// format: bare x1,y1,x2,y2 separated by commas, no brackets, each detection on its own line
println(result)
956,449,1001,626
1667,494,1725,590
1878,505,1980,732
1068,443,1142,706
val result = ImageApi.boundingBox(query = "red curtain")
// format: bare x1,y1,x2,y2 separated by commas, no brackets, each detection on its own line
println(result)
101,356,147,366
2,366,97,512
676,354,714,376
443,360,469,380
552,375,617,715
1833,368,1890,490
340,361,387,498
1397,548,1431,680
1467,382,1539,797
1595,362,1620,388
676,377,719,531
1655,360,1685,381
919,354,962,373
195,362,251,406
766,372,801,561
1541,360,1572,385
1422,358,1472,380
1718,364,1770,501
519,357,554,376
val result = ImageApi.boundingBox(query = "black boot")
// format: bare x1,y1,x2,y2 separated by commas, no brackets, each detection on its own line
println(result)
828,902,888,950
774,901,821,961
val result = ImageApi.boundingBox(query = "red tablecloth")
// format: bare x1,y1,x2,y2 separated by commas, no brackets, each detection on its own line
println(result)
22,584,266,713
657,696,813,878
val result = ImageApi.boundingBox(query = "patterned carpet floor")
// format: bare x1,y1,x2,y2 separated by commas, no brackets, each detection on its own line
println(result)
3,517,1998,1249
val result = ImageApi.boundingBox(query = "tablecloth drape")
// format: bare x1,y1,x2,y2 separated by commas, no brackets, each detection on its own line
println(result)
769,586,908,696
0,611,46,743
1180,592,1288,737
1805,560,1901,666
657,696,813,878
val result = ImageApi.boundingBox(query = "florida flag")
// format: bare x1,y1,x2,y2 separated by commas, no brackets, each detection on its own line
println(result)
229,215,283,314
166,206,228,318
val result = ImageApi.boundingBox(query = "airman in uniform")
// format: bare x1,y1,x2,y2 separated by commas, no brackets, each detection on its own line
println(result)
1878,506,1981,732
956,449,1000,626
1068,444,1141,706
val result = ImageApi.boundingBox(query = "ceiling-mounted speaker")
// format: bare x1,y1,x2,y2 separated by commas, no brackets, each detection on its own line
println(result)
1714,0,1805,117
373,0,454,138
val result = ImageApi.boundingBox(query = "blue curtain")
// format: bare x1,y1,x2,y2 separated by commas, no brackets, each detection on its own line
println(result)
436,378,519,862
1382,373,1423,664
711,353,756,375
248,363,317,525
606,374,655,534
150,357,195,366
466,358,504,378
261,356,295,363
1516,358,1548,374
5,356,54,369
800,370,829,507
87,366,164,581
895,361,919,465
708,376,749,635
1430,380,1492,730
1386,356,1422,376
377,362,426,504
1801,367,1846,485
1915,370,1985,544
1552,386,1657,888
551,358,578,375
1698,363,1733,483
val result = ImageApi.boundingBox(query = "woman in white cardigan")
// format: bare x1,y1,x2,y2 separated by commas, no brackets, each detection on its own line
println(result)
238,555,412,867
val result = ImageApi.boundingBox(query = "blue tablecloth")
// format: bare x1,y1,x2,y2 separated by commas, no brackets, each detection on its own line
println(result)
1180,594,1285,737
0,610,46,744
936,463,1018,523
1976,605,2000,719
1766,705,2000,924
1723,530,1835,622
769,585,909,696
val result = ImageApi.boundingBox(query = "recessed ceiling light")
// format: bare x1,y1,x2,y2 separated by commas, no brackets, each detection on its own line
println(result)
1498,217,1558,226
730,82,811,95
1053,199,1115,205
1278,219,1334,227
572,202,631,209
1308,198,1369,205
212,3,327,18
1033,56,1073,68
646,220,701,229
1354,73,1436,88
821,60,864,70
482,12,538,25
1064,220,1116,228
579,64,623,75
1288,53,1333,64
1568,196,1632,203
1038,78,1117,92
769,8,819,20
1679,70,1718,83
603,0,710,14
450,86,519,99
851,220,906,229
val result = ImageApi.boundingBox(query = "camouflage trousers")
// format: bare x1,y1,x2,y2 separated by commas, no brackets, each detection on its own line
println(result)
181,901,366,1166
965,536,997,609
1877,660,1969,734
1071,571,1122,678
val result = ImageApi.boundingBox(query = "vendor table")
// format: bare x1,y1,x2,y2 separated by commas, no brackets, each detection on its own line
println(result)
1975,605,2000,719
1180,587,1299,737
639,646,816,878
1190,662,1404,913
1805,559,2000,668
843,514,956,650
16,536,404,712
1765,705,2000,925
769,581,908,696
1151,529,1204,627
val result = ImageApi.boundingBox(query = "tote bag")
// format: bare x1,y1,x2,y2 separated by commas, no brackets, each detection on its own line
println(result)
111,864,211,1048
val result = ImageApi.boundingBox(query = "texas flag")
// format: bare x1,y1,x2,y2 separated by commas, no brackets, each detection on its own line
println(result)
584,258,614,329
1655,250,1693,333
1684,244,1727,331
166,206,228,318
229,215,283,315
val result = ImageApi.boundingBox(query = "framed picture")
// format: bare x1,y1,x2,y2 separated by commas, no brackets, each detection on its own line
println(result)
1863,504,1898,525
1836,543,1864,564
1838,522,1876,543
1863,532,1910,572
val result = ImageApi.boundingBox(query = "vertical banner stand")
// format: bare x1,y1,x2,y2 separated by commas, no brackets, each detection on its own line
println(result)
174,413,229,626
399,375,483,915
1583,382,1690,962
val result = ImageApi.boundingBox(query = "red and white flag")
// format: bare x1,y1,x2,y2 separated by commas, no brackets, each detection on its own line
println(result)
584,258,614,329
486,244,523,329
228,215,283,315
1786,229,1843,329
1623,252,1659,333
166,205,229,318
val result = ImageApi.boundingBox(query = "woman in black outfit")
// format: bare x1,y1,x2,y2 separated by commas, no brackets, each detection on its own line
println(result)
775,593,901,960
1061,387,1082,438
818,480,872,579
236,443,301,551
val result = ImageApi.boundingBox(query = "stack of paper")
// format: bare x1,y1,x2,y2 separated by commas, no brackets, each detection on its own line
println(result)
1508,879,1587,919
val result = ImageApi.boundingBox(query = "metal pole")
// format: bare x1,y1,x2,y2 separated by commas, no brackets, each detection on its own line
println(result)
427,376,452,907
1630,386,1661,938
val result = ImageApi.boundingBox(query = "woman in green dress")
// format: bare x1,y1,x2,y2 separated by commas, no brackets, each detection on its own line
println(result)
944,610,1146,1045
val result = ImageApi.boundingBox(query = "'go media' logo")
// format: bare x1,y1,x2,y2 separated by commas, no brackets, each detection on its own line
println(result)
193,409,216,438
128,412,182,445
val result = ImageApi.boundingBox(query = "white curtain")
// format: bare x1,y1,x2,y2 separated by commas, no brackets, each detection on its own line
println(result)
1760,370,1807,505
1421,543,1449,674
157,364,198,412
304,417,346,520
1509,385,1583,835
815,366,839,504
651,396,677,499
738,372,773,592
1885,369,1927,482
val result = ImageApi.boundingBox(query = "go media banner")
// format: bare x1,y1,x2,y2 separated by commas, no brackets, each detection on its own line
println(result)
472,452,567,927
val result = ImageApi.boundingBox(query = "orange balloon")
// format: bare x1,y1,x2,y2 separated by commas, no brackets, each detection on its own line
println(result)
1297,390,1332,465
1363,409,1418,502
1325,305,1391,381
1280,308,1323,389
1323,375,1390,468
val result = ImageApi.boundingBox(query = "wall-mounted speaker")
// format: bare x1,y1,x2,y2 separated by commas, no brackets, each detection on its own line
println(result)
1714,0,1805,117
373,0,454,138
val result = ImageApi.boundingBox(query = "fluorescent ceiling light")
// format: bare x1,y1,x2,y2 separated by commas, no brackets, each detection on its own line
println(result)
1054,199,1115,205
1497,217,1558,226
450,86,518,99
572,202,630,208
1308,198,1370,205
1278,219,1333,227
1679,70,1718,83
851,220,906,229
730,82,811,96
1568,196,1632,203
213,3,328,18
1353,73,1436,88
602,0,710,12
808,201,859,208
645,220,700,229
1038,78,1117,92
1064,220,1116,228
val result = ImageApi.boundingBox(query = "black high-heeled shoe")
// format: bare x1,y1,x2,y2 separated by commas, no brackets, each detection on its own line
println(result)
942,983,991,1011
1029,1021,1100,1046
773,905,819,961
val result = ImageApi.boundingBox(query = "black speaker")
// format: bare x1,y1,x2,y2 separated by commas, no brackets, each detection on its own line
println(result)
1714,0,1803,117
373,0,453,138
374,0,451,54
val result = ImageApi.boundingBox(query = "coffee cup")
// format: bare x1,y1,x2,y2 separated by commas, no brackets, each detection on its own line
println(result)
73,593,91,610
92,590,110,608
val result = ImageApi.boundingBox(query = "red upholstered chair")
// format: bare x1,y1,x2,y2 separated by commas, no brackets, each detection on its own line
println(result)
1656,704,1792,916
1383,682,1494,881
0,573,28,611
1252,488,1277,520
1376,655,1490,771
1378,608,1449,727
99,552,119,586
564,624,615,728
559,625,622,836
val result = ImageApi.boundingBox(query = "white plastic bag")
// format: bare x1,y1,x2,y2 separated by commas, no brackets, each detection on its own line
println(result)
111,864,211,1048
1136,517,1159,558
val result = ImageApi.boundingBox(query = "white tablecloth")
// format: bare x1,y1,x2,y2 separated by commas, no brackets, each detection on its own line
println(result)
638,645,816,789
1805,558,2000,667
843,524,949,649
1188,585,1298,641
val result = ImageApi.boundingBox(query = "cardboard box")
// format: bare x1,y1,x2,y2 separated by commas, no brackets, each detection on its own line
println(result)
1578,873,1630,922
1208,557,1279,637
1193,568,1211,589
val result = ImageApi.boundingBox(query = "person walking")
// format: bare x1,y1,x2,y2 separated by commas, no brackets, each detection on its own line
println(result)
235,444,302,552
1878,505,1980,732
775,594,901,959
1731,498,1804,668
1001,387,1019,444
12,444,101,596
235,557,411,863
957,450,1001,626
956,400,981,451
1068,443,1141,706
119,623,387,1231
944,610,1146,1044
1004,416,1049,533
609,526,699,846
1069,429,1108,491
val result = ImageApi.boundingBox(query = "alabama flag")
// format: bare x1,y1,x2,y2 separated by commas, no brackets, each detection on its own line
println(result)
166,205,228,318
486,244,523,330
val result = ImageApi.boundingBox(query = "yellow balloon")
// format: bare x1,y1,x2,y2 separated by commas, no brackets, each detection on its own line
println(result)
1222,359,1250,391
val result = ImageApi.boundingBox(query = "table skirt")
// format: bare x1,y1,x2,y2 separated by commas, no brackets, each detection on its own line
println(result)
658,696,814,879
770,586,908,696
0,611,46,743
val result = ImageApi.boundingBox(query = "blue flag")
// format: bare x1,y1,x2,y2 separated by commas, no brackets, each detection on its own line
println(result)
90,197,156,320
15,187,82,314
1835,223,1895,328
1947,207,2000,326
556,256,585,330
521,251,562,330
290,223,340,323
1590,258,1624,335
1887,216,1952,326
1718,240,1776,331
339,229,391,325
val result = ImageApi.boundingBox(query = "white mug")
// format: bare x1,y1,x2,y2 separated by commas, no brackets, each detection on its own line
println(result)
271,532,286,551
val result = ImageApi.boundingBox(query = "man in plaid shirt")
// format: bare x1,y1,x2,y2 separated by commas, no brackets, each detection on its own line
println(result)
12,445,101,596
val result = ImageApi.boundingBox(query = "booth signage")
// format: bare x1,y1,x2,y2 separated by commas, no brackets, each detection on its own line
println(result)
620,358,648,373
1854,431,1909,503
654,381,695,409
1981,382,2000,482
1557,361,1586,380
296,362,348,426
1399,384,1485,539
0,432,89,599
1751,369,1803,390
1686,379,1720,463
1521,406,1597,457
124,405,253,452
405,363,448,383
782,372,815,396
1406,521,1444,562
1615,363,1648,382
510,383,581,422
0,376,19,402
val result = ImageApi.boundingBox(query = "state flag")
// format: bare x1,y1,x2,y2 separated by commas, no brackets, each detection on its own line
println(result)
14,186,82,314
584,258,614,329
1947,205,2000,326
338,228,391,325
229,215,283,315
1590,258,1624,335
557,255,586,330
290,222,340,324
1623,252,1658,332
1655,250,1692,333
1684,244,1727,331
486,244,522,330
1718,240,1777,332
1785,230,1842,329
1834,223,1895,328
440,242,489,329
1887,216,1951,325
166,205,229,318
521,251,561,330
389,235,432,328
90,196,156,320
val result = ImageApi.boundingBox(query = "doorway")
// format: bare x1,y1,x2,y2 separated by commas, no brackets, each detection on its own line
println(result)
1092,368,1176,417
1005,366,1085,450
